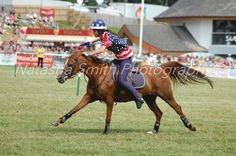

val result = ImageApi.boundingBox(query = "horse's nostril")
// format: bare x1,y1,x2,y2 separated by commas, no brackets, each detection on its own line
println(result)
57,76,65,84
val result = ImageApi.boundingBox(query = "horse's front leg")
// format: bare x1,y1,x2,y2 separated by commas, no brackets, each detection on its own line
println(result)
52,93,94,126
103,99,114,135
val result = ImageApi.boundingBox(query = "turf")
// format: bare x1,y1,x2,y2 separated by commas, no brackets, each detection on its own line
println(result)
0,66,235,156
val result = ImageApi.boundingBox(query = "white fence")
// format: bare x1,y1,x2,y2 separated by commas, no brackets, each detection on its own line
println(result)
0,53,15,65
1,53,236,79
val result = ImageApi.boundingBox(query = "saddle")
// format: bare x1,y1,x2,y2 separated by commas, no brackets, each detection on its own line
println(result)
112,63,146,89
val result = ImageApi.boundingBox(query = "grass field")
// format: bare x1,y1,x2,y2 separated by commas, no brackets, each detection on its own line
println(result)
0,66,236,156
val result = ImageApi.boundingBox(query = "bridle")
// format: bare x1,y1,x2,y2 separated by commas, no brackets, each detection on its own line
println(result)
62,55,109,92
62,58,78,79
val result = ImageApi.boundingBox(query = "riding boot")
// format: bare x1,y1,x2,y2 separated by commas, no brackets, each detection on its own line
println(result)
135,93,144,109
135,98,144,109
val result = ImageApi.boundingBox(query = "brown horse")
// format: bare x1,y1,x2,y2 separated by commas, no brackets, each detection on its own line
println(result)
53,51,213,134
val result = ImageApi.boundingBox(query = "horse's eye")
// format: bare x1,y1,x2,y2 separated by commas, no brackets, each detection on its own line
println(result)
69,59,76,64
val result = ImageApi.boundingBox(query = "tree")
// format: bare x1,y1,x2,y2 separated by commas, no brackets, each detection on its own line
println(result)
84,0,97,6
59,0,98,6
168,0,178,6
113,0,178,6
59,0,178,6
60,0,77,3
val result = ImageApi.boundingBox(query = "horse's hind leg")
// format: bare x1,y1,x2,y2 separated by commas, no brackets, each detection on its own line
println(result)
158,89,196,131
143,95,162,133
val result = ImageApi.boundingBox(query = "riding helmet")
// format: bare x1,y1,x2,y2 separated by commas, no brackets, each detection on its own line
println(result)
90,19,107,30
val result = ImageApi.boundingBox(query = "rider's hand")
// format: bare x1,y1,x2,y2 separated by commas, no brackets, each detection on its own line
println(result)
82,52,88,56
82,52,90,57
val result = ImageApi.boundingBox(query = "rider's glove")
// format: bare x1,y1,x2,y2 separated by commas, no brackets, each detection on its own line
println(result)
82,52,90,58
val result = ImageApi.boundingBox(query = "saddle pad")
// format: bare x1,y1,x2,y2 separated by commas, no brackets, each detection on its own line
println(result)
112,63,145,89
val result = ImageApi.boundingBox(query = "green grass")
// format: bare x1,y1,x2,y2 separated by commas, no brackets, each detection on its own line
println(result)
0,66,236,156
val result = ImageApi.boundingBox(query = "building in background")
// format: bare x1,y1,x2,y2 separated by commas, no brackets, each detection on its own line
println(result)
154,0,236,55
118,24,206,56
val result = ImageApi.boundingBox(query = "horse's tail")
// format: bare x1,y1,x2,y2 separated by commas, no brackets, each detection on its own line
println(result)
160,61,213,88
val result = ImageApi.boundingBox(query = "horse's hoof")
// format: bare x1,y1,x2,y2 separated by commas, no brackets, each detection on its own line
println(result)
103,131,109,135
147,130,159,134
189,125,196,131
51,121,59,127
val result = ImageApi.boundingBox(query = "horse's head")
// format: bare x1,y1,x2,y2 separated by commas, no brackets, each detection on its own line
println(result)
57,51,85,84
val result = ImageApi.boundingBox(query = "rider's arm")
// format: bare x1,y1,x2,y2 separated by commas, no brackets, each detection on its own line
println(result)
89,45,106,55
90,37,101,43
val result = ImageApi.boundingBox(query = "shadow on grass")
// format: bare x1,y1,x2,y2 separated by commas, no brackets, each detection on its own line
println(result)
37,127,148,134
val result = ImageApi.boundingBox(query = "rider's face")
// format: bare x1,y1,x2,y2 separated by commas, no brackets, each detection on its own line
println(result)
92,29,99,37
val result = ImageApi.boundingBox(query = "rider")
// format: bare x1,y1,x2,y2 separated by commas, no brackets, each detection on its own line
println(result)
83,19,144,109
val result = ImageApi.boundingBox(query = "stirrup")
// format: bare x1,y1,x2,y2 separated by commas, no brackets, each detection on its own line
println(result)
135,98,144,109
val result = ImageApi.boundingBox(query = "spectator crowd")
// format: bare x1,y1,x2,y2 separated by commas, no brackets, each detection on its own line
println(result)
0,9,65,54
0,10,57,35
142,53,236,68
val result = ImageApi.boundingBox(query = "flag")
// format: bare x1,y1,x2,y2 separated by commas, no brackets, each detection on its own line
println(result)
40,8,55,17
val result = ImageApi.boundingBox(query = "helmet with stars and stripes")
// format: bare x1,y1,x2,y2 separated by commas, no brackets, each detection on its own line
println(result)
90,19,107,30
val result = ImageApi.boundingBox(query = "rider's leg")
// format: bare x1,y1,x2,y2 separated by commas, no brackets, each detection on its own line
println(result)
116,58,144,109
